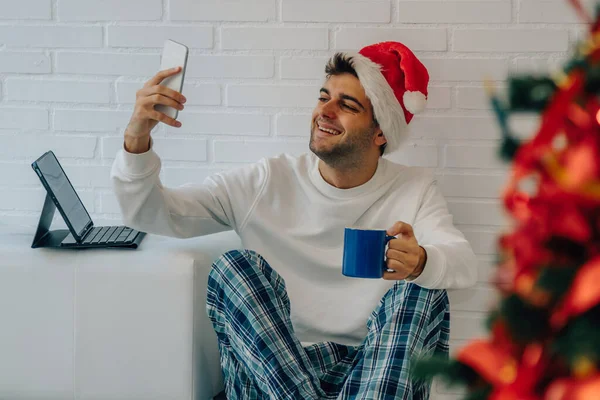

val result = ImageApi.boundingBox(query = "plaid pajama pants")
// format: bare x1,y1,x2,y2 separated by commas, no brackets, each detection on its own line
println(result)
206,249,450,400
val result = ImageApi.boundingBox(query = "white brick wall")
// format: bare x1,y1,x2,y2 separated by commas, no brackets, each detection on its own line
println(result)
1,1,583,398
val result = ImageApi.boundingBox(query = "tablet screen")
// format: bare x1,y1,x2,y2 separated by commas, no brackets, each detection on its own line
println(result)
35,152,92,238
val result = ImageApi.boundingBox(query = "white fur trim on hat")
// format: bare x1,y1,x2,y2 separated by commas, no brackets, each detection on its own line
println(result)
345,52,408,155
403,91,426,115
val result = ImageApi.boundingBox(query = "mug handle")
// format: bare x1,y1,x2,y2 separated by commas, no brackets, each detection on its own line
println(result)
382,235,395,271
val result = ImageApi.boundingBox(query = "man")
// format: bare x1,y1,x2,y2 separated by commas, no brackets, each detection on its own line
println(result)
111,41,477,399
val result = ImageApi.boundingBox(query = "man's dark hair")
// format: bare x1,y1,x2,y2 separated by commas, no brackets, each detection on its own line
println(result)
325,53,387,156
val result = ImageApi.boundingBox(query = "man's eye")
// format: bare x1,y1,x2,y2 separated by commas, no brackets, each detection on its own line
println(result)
318,97,328,102
342,103,358,112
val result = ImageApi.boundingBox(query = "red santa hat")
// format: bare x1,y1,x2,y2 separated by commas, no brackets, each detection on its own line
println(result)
345,41,429,154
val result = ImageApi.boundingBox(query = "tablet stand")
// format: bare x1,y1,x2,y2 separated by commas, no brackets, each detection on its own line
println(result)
31,192,70,248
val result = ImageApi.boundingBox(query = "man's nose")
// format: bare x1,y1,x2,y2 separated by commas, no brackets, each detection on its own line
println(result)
320,101,337,120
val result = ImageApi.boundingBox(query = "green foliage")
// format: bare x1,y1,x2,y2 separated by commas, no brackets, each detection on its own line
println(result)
552,305,600,367
501,294,549,344
508,77,557,112
536,265,580,300
410,356,478,387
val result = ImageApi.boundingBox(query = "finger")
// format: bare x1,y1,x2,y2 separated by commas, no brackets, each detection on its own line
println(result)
144,66,182,88
389,250,419,271
383,268,411,281
155,85,187,104
141,93,185,113
387,238,416,253
138,85,187,105
385,258,410,274
386,248,411,262
150,110,181,128
386,221,415,238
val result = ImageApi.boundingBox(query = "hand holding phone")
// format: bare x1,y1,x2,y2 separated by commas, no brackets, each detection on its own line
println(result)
124,39,189,153
154,39,189,120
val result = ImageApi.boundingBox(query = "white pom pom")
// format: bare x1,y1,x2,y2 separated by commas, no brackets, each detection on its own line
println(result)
403,91,427,114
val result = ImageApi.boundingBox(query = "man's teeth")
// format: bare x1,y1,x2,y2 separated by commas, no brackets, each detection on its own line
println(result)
318,125,341,135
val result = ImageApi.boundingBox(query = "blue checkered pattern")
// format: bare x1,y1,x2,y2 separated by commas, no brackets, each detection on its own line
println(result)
206,250,449,400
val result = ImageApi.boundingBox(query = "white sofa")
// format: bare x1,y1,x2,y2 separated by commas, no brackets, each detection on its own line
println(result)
0,224,240,400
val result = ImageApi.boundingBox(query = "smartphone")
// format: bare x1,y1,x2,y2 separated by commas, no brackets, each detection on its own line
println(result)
155,39,189,120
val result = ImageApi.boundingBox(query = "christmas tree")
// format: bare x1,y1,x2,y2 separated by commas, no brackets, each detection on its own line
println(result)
413,1,600,399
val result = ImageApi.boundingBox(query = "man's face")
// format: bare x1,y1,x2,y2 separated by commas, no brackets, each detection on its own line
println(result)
309,73,383,167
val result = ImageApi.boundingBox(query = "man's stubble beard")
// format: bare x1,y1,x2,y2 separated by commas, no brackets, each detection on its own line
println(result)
309,124,376,170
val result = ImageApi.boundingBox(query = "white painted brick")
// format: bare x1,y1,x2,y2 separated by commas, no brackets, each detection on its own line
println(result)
335,28,447,51
409,116,500,140
222,28,328,50
450,314,487,340
461,229,500,255
186,55,274,78
453,29,569,52
445,144,507,169
276,114,311,137
0,0,51,19
163,167,228,187
61,165,113,188
390,144,438,167
433,392,464,400
281,57,329,80
0,52,51,74
0,26,102,48
0,108,48,130
170,0,275,22
54,110,130,132
398,2,511,23
510,114,542,141
0,135,96,159
435,375,468,395
6,79,111,103
107,26,213,48
520,1,580,23
513,57,567,75
456,86,506,110
101,137,207,162
101,137,125,160
0,163,39,186
214,140,307,163
181,84,222,106
0,188,93,212
227,85,317,108
447,200,506,226
116,82,221,106
283,0,391,23
165,113,270,135
448,285,498,312
422,58,509,82
477,257,497,284
437,173,508,198
56,52,160,76
98,192,122,214
426,86,451,109
58,0,162,21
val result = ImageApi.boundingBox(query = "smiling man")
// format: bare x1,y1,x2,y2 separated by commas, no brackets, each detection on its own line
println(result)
111,41,477,399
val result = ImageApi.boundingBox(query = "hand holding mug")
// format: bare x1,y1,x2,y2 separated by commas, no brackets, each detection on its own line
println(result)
383,221,427,281
342,221,427,280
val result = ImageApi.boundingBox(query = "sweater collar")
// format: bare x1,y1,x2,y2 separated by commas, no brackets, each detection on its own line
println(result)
308,153,387,199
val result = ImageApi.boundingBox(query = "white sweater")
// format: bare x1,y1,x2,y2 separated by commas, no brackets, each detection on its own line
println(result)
111,146,477,346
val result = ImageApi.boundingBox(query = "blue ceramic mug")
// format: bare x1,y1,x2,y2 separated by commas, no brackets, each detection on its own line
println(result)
342,227,395,279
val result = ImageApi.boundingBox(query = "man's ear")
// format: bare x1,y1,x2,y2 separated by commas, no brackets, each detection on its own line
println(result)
374,126,387,146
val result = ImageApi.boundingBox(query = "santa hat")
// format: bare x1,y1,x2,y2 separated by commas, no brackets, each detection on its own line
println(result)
344,41,429,154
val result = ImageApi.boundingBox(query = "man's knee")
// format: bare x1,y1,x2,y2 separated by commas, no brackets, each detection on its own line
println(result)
368,283,449,335
210,249,265,279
